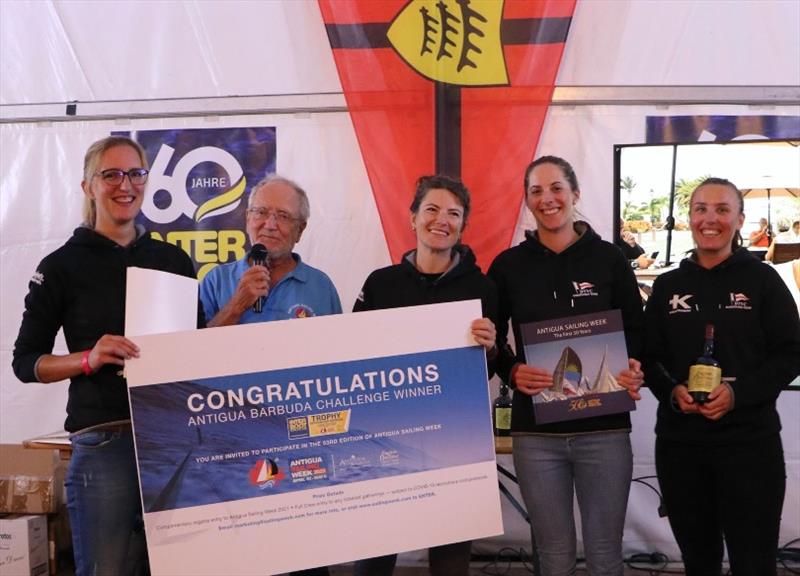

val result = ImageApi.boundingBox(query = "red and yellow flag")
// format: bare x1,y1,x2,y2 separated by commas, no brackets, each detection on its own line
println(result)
319,0,576,269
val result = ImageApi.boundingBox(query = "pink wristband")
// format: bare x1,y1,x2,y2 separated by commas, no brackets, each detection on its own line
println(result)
81,350,93,376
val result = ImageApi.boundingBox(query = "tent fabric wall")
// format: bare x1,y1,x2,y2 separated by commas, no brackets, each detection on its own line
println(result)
559,0,800,86
2,0,799,563
0,1,341,103
2,0,798,105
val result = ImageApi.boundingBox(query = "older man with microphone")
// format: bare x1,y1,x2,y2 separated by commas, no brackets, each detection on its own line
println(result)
200,173,341,328
200,173,338,576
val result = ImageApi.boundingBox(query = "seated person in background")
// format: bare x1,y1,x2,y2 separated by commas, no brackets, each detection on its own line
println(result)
790,220,800,242
775,220,800,243
748,217,773,248
766,220,800,262
616,219,654,269
773,256,800,309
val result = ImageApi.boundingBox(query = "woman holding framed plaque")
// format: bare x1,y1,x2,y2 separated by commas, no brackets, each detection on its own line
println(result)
643,177,800,575
351,174,498,576
488,155,645,576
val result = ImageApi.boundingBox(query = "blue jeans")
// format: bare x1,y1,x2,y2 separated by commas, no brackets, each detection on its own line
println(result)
66,428,148,576
513,431,632,576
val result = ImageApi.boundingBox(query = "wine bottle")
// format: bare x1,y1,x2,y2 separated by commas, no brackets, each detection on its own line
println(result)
687,323,722,404
493,384,512,436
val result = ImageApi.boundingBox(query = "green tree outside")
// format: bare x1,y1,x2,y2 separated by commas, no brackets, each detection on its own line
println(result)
673,175,711,221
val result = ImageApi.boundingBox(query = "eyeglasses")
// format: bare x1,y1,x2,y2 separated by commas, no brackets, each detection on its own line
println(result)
246,207,300,225
94,168,149,186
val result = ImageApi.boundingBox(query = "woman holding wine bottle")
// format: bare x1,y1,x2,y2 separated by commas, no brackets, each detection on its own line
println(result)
351,174,497,576
643,177,800,575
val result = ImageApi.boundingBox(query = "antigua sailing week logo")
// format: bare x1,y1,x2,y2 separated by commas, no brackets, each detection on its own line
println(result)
249,458,285,490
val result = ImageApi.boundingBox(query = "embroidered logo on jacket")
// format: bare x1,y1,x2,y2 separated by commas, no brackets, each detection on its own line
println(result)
668,293,694,314
571,281,598,298
31,271,44,286
288,304,315,318
725,292,752,310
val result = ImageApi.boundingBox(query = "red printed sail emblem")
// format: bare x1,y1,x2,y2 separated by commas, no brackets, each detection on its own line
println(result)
320,0,576,269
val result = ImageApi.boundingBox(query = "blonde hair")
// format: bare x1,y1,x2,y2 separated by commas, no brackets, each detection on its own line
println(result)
81,136,148,227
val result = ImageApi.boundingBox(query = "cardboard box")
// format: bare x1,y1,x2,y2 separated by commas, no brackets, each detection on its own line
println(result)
0,445,65,514
0,514,49,576
44,506,71,576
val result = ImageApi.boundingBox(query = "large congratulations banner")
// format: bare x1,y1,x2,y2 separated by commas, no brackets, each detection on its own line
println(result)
126,300,503,575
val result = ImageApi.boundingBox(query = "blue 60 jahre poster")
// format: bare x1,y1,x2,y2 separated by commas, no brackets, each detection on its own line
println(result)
114,127,276,282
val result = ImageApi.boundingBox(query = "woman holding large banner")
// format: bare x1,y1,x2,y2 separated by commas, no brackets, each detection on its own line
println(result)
644,177,800,575
351,175,498,576
12,136,200,575
488,156,645,576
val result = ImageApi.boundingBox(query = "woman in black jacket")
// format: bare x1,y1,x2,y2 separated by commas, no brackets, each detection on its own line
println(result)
352,174,498,576
644,177,800,575
488,156,645,576
12,136,200,576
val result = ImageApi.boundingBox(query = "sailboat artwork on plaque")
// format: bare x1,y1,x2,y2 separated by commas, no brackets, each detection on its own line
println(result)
521,310,635,424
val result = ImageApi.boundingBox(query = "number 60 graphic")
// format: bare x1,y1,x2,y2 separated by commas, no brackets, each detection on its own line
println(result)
141,144,247,224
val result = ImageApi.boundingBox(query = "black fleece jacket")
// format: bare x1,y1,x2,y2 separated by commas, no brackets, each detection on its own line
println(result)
13,227,200,432
353,245,498,374
643,248,800,446
488,222,645,434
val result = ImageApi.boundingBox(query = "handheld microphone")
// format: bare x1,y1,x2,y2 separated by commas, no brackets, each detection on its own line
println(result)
249,243,268,313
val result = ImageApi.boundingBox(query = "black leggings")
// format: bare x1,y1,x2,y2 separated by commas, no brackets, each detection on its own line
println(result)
656,434,785,576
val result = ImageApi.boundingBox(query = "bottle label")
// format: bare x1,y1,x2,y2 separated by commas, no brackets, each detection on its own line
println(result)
495,407,512,430
687,365,722,394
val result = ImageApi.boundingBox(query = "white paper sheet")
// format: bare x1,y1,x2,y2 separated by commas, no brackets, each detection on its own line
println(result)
125,267,198,337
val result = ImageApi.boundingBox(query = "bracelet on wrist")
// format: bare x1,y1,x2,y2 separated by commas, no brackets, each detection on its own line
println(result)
81,350,93,376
